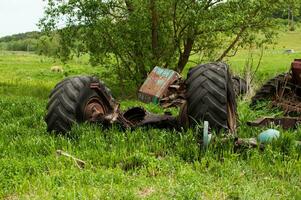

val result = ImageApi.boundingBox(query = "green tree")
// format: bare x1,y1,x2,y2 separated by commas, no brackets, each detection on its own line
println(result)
5,39,37,51
285,0,301,30
40,0,287,84
36,34,60,57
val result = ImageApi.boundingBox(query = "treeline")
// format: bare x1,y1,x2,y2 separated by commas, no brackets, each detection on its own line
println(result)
0,31,60,57
0,32,40,51
0,31,41,42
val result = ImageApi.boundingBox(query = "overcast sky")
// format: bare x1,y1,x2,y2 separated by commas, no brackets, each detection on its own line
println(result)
0,0,46,37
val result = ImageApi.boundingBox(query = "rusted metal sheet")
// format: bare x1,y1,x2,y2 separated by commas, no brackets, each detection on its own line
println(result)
247,117,301,129
138,66,180,104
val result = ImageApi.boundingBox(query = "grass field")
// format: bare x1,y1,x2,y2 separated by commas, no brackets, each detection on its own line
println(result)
1,29,301,199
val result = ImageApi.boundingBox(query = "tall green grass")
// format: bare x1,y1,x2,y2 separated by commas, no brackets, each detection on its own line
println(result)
0,29,301,199
0,95,301,199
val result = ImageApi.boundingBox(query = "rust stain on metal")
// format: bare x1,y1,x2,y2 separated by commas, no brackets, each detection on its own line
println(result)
90,82,116,108
138,66,180,104
247,116,301,129
83,98,107,121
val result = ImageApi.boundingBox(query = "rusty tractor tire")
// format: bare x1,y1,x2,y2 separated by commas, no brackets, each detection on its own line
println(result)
45,76,114,134
251,73,287,107
232,76,248,97
183,62,237,132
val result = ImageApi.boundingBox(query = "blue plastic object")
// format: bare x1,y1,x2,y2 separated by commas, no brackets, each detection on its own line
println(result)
258,129,280,143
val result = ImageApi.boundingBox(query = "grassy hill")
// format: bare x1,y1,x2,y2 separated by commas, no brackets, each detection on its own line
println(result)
0,29,301,199
0,32,42,43
228,28,301,82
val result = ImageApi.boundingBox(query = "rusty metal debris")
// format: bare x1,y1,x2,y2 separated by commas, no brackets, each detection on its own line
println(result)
86,83,180,130
83,66,243,131
247,59,301,134
247,117,301,129
138,67,181,104
138,66,247,108
138,66,187,109
159,78,186,108
91,105,179,130
46,63,243,136
122,107,178,129
252,58,301,118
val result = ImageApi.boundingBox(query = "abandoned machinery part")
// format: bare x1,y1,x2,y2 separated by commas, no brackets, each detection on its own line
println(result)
138,66,181,105
180,62,237,133
251,59,301,114
159,78,186,109
159,75,246,109
251,73,288,106
45,76,116,133
251,74,301,114
138,66,245,109
45,63,238,134
45,76,180,134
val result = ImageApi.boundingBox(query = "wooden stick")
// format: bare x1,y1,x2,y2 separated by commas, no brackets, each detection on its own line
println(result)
56,150,86,169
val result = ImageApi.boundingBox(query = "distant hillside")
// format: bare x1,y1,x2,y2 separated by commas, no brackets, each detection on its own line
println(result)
0,31,42,43
0,31,45,52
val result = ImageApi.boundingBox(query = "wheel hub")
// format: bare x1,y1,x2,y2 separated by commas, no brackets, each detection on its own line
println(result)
83,98,107,122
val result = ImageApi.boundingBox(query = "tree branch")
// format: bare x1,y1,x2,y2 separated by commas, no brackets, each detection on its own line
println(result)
216,26,246,62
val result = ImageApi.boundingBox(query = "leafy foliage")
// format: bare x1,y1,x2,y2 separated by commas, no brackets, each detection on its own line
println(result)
40,0,289,85
36,34,61,58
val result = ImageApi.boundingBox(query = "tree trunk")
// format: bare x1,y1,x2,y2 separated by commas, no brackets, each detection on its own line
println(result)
176,37,194,73
288,6,290,29
290,9,295,31
150,0,159,63
124,0,147,82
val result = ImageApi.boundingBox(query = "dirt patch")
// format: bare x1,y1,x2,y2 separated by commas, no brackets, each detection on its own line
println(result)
137,187,155,198
4,194,18,200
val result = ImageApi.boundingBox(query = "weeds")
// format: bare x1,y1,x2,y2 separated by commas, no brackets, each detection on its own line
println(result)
1,35,301,199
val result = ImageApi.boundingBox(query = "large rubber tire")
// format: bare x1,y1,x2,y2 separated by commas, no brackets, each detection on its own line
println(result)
184,62,237,132
45,76,113,134
251,73,287,106
232,76,248,97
